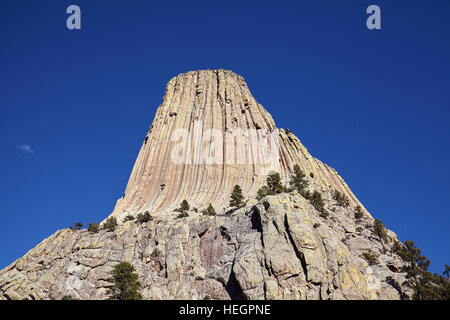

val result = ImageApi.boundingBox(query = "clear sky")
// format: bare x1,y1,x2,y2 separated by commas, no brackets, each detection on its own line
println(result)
0,1,449,274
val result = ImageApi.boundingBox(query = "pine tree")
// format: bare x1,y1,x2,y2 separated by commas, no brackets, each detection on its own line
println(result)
123,214,135,222
289,165,308,195
136,211,152,223
362,251,379,266
256,185,270,200
88,222,100,233
257,172,285,199
229,185,245,209
179,200,190,213
266,172,284,194
393,240,449,300
202,203,216,216
444,265,450,280
354,206,364,219
69,222,83,231
102,217,118,232
332,190,350,208
310,191,327,217
107,262,142,300
373,219,388,243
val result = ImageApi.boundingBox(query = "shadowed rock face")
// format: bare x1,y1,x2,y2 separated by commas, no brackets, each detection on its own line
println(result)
110,69,366,221
0,70,410,300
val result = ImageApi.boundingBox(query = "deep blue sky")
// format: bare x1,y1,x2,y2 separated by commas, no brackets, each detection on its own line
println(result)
1,1,449,274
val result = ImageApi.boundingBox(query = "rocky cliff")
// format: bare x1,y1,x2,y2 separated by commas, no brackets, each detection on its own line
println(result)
110,69,366,222
0,70,409,300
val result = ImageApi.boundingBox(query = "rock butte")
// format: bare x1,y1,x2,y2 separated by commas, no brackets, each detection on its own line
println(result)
110,69,367,222
0,70,410,300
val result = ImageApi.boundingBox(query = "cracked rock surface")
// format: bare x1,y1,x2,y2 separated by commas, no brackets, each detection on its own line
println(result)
0,69,409,300
0,192,408,300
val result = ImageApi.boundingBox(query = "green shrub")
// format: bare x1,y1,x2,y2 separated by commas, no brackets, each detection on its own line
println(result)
202,204,216,216
354,206,364,219
310,172,314,178
373,219,388,243
175,200,190,213
392,240,403,255
289,165,309,195
181,200,190,212
69,222,83,231
256,185,270,200
62,295,74,300
102,217,118,232
137,211,152,223
332,190,350,208
301,189,311,200
362,251,379,265
107,262,142,300
310,191,327,217
313,223,321,228
88,222,100,233
267,172,285,194
177,212,189,218
123,215,135,222
257,172,285,200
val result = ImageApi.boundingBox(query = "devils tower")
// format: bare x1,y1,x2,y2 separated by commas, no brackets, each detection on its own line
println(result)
110,69,365,221
0,70,409,300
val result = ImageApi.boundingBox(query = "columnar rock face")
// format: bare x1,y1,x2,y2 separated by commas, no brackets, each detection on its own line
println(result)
110,69,366,222
0,70,409,300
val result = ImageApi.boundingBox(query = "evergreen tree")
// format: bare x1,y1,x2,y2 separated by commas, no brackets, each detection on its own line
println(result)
444,265,450,280
373,219,388,243
309,191,327,218
256,185,270,200
107,262,142,300
289,165,309,195
179,200,190,213
256,172,285,200
229,185,245,209
123,214,135,222
202,203,216,216
362,251,379,266
69,222,83,231
88,222,100,233
354,206,364,219
266,172,284,194
177,211,189,218
332,190,350,208
102,217,118,232
395,240,449,300
75,222,83,230
136,211,152,223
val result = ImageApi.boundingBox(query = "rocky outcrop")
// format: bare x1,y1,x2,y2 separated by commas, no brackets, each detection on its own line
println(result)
110,69,367,223
0,69,409,300
0,192,407,300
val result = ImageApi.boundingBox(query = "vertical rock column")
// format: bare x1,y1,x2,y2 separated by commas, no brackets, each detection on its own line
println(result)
109,69,367,221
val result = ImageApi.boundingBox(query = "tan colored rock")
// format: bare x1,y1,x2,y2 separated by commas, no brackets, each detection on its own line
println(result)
0,70,409,300
108,70,369,223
